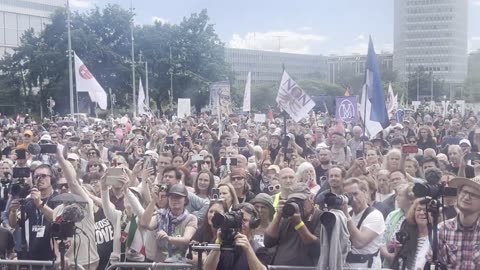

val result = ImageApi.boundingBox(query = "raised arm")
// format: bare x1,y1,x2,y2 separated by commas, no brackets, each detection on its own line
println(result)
57,148,90,201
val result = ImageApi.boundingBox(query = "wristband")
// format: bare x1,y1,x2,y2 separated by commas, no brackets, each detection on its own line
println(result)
294,221,305,231
215,238,222,244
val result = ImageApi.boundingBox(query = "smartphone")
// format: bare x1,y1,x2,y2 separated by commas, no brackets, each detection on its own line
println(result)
191,154,204,162
106,168,125,186
16,149,26,160
81,139,91,145
356,150,364,159
12,167,30,178
221,157,238,166
40,144,57,154
166,136,174,144
70,137,81,142
238,138,247,147
464,152,480,162
211,188,220,199
402,145,418,154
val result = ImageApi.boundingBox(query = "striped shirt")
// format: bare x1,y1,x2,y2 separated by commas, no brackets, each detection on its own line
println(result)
437,216,480,270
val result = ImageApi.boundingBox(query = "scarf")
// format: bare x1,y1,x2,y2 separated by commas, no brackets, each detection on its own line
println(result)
157,208,189,257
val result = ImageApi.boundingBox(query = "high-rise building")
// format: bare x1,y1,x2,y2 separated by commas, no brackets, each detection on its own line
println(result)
224,47,328,88
393,0,468,83
0,0,64,55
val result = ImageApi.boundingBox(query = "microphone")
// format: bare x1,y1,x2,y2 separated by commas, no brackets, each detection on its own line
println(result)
424,168,443,185
60,204,85,224
28,143,41,155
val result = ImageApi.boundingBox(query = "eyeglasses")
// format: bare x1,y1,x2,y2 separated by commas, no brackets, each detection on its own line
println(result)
58,183,69,189
460,189,480,200
24,134,31,138
34,174,51,180
409,141,417,144
88,152,97,156
204,161,211,165
91,164,100,168
231,176,244,182
268,184,281,192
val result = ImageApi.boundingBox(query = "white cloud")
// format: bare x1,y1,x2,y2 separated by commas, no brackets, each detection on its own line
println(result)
298,26,313,32
229,31,328,54
474,0,480,7
152,16,168,24
328,34,392,55
70,0,93,9
472,37,480,41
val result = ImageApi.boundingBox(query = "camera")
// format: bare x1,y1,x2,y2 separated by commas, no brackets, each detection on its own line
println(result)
211,188,220,199
282,198,304,218
211,210,243,248
395,231,409,245
157,184,168,193
10,178,30,198
412,182,456,199
324,192,352,209
51,221,76,240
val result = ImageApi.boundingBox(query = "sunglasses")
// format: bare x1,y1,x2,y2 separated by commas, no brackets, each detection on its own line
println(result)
58,183,69,189
231,176,244,182
409,141,417,144
34,174,51,180
90,164,100,168
268,184,281,192
24,134,31,138
88,152,97,156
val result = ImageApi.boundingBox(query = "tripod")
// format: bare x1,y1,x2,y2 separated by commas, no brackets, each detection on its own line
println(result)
187,243,234,270
424,199,447,270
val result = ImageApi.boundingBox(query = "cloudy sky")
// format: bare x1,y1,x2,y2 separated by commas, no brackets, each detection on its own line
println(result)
71,0,480,55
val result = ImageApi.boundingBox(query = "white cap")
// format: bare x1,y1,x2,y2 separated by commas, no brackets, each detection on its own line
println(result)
40,134,51,141
459,139,471,147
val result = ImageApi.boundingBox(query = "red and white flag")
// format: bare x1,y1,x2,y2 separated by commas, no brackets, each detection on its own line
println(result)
74,53,108,110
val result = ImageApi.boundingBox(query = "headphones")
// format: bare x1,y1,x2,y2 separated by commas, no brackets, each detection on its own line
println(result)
33,164,58,187
236,203,261,229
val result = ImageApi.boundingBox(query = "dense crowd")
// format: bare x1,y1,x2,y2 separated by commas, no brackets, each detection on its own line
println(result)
0,108,479,270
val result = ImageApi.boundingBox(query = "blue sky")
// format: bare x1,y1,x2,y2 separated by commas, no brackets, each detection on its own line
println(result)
72,0,480,55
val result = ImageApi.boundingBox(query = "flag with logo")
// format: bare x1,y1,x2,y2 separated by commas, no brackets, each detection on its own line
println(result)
74,53,108,110
335,96,358,124
276,70,315,122
209,81,232,116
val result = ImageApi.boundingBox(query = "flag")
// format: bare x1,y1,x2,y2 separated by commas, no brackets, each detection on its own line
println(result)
360,37,389,137
138,78,153,117
335,96,358,124
242,72,251,112
387,82,398,118
344,86,351,96
74,53,108,110
276,70,315,122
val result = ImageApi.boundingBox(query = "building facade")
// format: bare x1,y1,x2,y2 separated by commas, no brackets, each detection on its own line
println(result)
0,0,64,55
224,47,328,88
327,53,394,84
393,0,468,83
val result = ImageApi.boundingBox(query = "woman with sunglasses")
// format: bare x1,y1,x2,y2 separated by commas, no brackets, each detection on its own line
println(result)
86,160,105,174
229,168,255,203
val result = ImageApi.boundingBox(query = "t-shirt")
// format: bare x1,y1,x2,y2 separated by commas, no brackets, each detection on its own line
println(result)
216,240,262,270
347,208,385,269
22,193,59,260
94,209,114,270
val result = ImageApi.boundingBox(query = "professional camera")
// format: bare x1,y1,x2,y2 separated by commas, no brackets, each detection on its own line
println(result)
324,192,352,209
10,178,30,198
157,184,168,193
211,210,243,248
395,231,409,245
282,198,304,218
413,168,456,199
51,221,76,240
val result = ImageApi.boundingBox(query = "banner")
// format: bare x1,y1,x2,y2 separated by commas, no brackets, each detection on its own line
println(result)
242,72,251,112
335,96,358,124
177,98,191,118
209,81,232,116
74,53,108,110
254,114,266,123
276,70,315,122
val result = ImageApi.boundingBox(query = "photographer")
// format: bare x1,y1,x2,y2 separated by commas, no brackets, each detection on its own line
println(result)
203,203,266,270
8,164,58,260
342,177,385,268
264,182,321,266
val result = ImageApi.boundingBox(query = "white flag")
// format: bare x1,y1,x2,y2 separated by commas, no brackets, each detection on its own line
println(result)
387,82,398,118
242,72,251,112
74,53,108,110
276,70,315,122
138,78,146,115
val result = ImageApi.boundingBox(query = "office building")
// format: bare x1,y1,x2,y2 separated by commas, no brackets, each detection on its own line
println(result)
0,0,64,55
393,0,469,83
224,47,328,88
327,53,394,84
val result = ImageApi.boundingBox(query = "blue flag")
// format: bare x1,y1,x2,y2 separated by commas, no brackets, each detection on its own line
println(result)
365,37,389,128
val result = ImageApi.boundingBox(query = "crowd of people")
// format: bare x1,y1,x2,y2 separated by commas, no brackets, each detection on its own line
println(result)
0,108,478,270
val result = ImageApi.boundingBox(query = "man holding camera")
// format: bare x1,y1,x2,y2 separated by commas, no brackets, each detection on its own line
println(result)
203,203,266,270
342,177,385,268
264,182,322,266
8,164,58,260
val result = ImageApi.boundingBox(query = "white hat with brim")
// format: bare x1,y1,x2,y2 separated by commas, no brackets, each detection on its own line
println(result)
449,176,480,194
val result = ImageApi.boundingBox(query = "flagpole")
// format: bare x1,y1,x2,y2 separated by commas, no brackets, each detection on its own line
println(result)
145,61,149,106
67,0,74,117
130,0,136,118
362,84,368,154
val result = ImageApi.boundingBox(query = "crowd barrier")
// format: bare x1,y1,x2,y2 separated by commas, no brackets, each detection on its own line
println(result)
267,267,392,270
107,262,195,270
0,260,55,270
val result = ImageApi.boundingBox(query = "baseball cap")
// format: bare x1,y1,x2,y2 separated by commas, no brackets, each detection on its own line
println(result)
459,139,471,147
168,184,188,197
67,153,80,161
24,130,33,137
40,134,52,142
287,182,311,200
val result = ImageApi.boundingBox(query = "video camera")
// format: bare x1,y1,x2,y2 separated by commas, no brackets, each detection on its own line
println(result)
211,210,243,248
412,168,456,199
10,168,31,199
282,198,304,218
324,192,352,209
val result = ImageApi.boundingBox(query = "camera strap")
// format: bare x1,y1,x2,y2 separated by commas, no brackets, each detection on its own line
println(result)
351,206,375,229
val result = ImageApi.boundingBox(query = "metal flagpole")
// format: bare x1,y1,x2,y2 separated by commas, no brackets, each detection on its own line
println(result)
145,61,149,106
130,0,136,118
67,0,74,117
